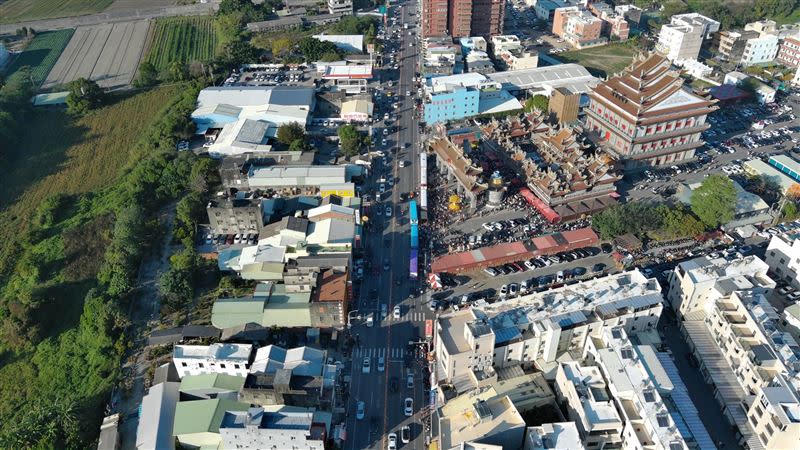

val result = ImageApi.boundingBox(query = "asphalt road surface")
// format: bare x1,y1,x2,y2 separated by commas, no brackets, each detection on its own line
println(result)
345,2,435,449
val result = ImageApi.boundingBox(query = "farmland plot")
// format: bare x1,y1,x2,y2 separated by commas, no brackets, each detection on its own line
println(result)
145,16,218,70
0,0,113,24
42,20,150,90
3,29,74,88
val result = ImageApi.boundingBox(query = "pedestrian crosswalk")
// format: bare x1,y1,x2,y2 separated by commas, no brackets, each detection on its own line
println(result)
352,346,407,358
382,312,427,322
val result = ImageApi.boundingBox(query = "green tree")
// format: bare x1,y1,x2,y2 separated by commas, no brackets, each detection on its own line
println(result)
289,138,311,151
524,95,549,113
276,122,305,145
166,61,187,82
135,61,159,87
784,201,800,221
65,78,105,115
298,37,342,62
338,124,367,156
656,204,706,239
591,201,662,239
690,175,737,229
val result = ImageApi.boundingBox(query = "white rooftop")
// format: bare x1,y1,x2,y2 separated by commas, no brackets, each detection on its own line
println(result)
484,270,662,332
487,64,600,94
560,362,622,429
677,255,770,285
174,343,253,361
526,422,584,450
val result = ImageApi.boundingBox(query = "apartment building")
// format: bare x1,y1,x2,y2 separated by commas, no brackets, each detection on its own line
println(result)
583,327,695,450
554,361,624,449
173,344,253,378
667,255,774,319
656,13,720,62
327,0,352,15
746,375,800,450
219,408,326,450
422,0,504,38
778,34,800,67
482,270,663,372
436,395,526,449
552,6,605,49
714,30,760,62
525,422,585,450
207,191,267,236
587,2,629,41
490,35,538,70
681,287,800,450
764,233,800,289
585,53,718,170
422,0,449,37
742,34,780,66
435,308,496,383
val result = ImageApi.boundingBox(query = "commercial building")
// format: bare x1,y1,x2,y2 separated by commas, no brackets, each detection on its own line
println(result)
778,34,800,67
768,154,800,183
244,165,356,193
667,255,775,320
656,13,720,62
552,6,605,49
743,158,799,194
327,0,352,15
340,99,373,122
765,233,800,289
179,374,245,400
674,180,772,230
207,191,267,236
191,86,315,133
173,344,253,378
205,119,274,158
430,227,598,273
524,422,584,450
585,53,718,170
484,270,663,372
487,64,600,97
322,65,372,93
219,408,326,450
422,73,522,124
554,362,624,448
741,34,780,66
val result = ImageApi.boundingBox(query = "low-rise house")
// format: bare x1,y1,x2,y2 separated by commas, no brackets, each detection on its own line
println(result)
207,190,267,236
179,374,245,400
219,407,327,450
173,343,253,378
172,398,250,449
136,381,180,450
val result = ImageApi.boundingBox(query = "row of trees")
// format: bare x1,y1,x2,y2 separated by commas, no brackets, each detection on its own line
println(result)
649,0,799,32
0,68,34,162
592,175,736,240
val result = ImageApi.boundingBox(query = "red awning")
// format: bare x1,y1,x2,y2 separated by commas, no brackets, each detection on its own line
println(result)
519,188,561,224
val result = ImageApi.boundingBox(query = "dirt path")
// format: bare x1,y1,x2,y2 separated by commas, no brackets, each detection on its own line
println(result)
114,201,178,450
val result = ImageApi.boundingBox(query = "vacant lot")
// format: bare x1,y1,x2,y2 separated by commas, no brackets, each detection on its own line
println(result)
145,16,219,70
558,41,638,78
3,29,74,88
0,0,113,23
42,20,150,90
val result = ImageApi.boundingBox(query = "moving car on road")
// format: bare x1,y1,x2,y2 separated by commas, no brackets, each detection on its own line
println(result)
388,432,397,450
362,357,371,373
356,401,365,420
404,398,413,416
378,356,385,372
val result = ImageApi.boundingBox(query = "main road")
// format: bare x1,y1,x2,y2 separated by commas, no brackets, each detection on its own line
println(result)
345,1,435,449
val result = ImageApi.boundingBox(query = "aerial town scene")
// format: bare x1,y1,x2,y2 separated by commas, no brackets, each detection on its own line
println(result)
6,0,800,449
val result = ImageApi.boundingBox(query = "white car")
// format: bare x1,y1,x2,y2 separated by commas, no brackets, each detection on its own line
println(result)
393,305,401,318
356,401,365,420
404,397,413,416
362,357,371,373
386,206,392,217
482,222,494,231
407,373,414,388
388,432,397,450
524,259,536,270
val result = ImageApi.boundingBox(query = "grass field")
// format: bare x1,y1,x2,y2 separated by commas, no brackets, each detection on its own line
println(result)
0,0,113,23
145,16,219,70
3,29,75,88
558,41,639,78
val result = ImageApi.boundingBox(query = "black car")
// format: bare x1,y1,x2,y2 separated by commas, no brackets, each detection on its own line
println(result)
601,243,613,253
573,266,587,276
592,263,606,273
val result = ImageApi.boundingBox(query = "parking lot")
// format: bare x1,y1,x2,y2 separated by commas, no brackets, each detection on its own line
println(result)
223,64,317,87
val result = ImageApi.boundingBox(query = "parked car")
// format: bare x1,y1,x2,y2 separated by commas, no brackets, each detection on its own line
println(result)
362,357,371,373
404,398,413,416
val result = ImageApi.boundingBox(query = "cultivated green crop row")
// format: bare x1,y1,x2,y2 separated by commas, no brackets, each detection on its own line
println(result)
146,16,218,70
3,29,75,88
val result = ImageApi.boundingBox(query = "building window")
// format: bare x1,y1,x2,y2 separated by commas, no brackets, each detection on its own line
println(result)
234,364,240,369
182,362,187,367
220,364,226,369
